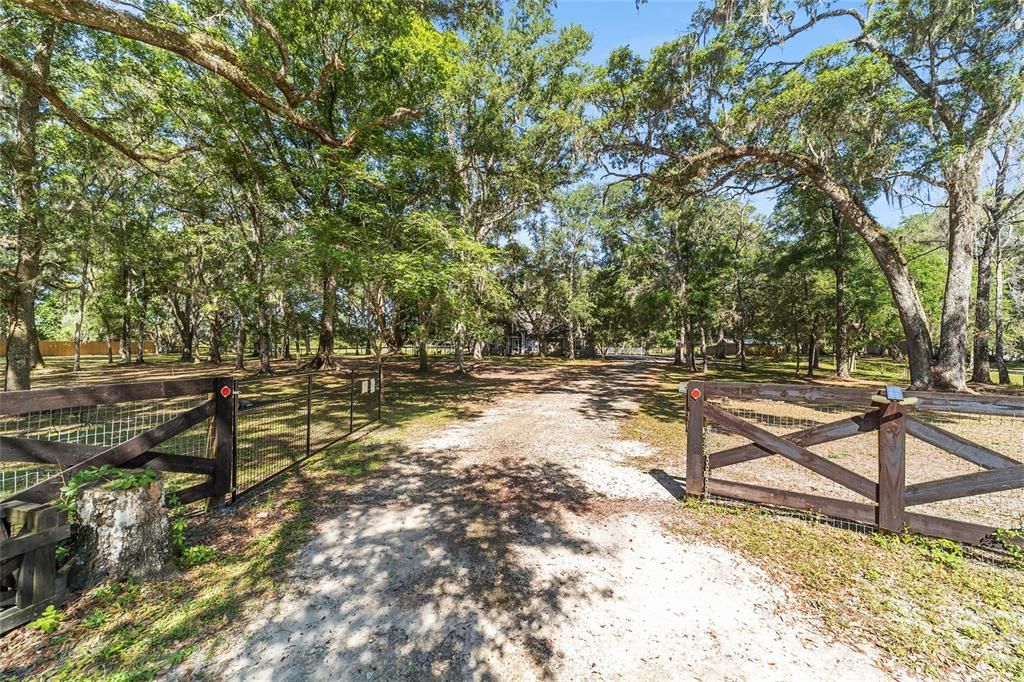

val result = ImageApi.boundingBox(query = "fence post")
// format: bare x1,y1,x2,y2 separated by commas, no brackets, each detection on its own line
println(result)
877,400,907,533
686,381,706,497
349,368,355,433
209,377,235,509
305,374,312,458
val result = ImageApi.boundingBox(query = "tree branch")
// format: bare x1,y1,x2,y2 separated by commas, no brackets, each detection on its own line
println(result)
0,49,197,165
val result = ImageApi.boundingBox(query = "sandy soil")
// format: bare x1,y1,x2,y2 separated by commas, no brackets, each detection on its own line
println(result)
182,361,907,681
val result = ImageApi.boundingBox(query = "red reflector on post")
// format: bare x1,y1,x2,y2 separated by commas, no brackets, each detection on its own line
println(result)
689,388,702,400
219,386,232,398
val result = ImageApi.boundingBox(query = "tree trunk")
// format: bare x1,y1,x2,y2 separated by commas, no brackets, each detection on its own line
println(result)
685,317,696,371
234,313,246,371
73,255,89,372
472,339,484,360
418,339,429,372
673,314,686,367
700,326,709,373
806,333,817,378
932,151,986,391
738,336,746,370
971,222,996,384
135,312,145,364
454,322,467,374
994,232,1010,385
208,311,223,364
3,22,56,391
257,305,272,374
833,207,850,379
305,272,337,370
105,332,113,364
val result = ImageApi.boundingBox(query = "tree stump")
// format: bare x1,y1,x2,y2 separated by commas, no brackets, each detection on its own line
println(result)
68,472,176,591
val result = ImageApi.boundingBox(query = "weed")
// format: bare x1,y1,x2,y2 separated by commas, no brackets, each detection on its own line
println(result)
27,606,63,634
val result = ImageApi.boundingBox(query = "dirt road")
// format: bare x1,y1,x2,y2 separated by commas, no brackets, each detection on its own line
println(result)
188,361,903,681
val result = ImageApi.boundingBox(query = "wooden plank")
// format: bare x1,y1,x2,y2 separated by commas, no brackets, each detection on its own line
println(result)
685,381,705,496
904,418,1020,470
705,479,877,525
877,402,907,533
16,506,61,608
174,481,216,505
1,553,21,579
6,400,215,504
0,524,70,563
0,501,42,526
709,410,881,469
903,512,1011,547
0,437,214,475
701,381,1024,417
703,382,871,406
905,391,1024,418
0,589,68,635
0,377,215,416
702,402,878,500
904,465,1024,506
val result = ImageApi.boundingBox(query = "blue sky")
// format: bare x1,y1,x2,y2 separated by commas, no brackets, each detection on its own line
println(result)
550,0,925,228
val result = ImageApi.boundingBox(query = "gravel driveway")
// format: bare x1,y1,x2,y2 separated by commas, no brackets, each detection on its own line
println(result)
186,361,906,681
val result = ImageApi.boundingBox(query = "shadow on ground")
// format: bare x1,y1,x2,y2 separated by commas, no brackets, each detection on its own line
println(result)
204,445,605,680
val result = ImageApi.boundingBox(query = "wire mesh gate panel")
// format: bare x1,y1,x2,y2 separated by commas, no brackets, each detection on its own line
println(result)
0,379,230,506
233,369,382,499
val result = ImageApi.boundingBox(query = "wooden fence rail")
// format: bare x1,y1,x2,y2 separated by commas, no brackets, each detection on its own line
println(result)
683,381,1024,550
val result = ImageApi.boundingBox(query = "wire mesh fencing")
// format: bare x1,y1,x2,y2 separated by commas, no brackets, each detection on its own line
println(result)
233,369,382,500
0,394,211,499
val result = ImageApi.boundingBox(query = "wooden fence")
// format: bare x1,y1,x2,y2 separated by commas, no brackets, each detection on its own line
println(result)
1,502,70,633
0,340,155,357
684,381,1024,550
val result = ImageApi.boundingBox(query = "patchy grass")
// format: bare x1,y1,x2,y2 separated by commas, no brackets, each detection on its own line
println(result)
667,501,1024,679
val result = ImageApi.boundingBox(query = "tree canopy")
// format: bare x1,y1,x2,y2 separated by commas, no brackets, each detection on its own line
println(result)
2,0,1023,390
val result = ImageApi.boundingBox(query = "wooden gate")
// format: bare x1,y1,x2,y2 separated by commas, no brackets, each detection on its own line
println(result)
684,381,1024,549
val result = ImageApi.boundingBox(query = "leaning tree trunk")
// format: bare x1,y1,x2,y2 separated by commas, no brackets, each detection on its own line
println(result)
306,272,337,370
971,223,996,384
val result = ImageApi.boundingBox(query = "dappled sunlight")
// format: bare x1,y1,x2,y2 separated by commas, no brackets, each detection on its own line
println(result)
205,451,601,680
